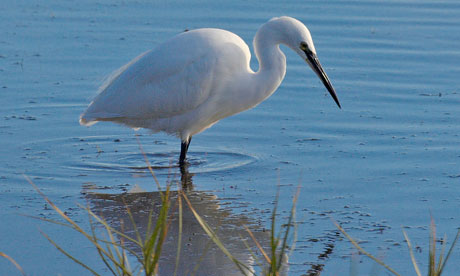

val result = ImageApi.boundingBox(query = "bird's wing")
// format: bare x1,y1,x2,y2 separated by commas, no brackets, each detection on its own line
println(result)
82,41,217,121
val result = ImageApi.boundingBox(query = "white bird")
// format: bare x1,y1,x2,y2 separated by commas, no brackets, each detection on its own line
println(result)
80,16,341,165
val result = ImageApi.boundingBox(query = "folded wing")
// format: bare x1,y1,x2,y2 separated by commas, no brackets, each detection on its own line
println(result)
80,33,217,125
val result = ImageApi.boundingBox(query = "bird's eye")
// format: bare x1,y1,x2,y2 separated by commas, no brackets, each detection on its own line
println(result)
300,42,308,51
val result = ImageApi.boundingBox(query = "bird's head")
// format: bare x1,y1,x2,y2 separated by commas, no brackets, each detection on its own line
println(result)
269,16,341,108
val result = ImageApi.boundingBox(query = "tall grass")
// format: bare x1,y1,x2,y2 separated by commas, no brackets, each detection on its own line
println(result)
24,175,296,276
404,218,460,276
26,175,172,276
265,187,299,276
14,140,457,275
335,218,460,276
16,173,460,275
180,185,300,276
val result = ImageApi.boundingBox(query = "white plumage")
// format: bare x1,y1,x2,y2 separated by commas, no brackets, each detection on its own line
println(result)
80,16,340,165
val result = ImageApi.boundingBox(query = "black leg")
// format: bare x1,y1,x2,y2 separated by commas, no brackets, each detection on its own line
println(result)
179,136,192,165
186,136,192,151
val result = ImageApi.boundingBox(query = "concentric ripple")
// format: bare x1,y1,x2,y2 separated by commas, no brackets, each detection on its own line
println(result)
21,135,258,178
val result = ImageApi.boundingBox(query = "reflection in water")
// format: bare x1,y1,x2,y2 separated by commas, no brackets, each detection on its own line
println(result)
179,163,194,189
84,166,287,276
304,234,338,276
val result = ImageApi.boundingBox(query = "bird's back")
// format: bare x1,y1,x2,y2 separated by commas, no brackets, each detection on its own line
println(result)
80,28,251,133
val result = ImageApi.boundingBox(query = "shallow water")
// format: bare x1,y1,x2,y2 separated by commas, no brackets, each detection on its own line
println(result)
1,0,460,275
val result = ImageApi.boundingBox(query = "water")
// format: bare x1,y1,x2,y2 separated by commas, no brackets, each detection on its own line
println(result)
1,0,460,275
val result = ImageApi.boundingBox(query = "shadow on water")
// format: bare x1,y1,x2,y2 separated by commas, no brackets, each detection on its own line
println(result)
84,165,288,276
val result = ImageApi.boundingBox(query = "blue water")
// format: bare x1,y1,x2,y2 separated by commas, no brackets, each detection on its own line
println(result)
1,0,460,275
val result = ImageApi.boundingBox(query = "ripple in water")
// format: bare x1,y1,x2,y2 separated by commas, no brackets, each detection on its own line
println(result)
22,135,258,177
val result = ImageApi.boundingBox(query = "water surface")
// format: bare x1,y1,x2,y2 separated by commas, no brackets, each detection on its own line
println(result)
1,0,460,275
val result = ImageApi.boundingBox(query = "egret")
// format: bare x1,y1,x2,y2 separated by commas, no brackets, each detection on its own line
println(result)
80,16,341,165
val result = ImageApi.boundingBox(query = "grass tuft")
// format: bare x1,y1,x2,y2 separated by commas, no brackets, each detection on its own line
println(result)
404,217,460,276
24,137,460,276
334,220,401,276
238,186,299,276
335,217,460,276
25,174,172,276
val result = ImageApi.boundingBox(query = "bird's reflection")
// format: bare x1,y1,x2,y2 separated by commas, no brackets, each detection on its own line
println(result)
179,162,193,189
84,166,286,276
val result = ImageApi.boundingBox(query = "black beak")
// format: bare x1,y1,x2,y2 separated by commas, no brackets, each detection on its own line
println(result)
305,51,341,109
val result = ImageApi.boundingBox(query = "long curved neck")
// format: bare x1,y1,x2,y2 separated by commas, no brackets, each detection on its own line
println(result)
250,23,287,103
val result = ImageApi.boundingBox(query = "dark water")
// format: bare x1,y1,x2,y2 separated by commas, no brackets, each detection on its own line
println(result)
1,0,460,275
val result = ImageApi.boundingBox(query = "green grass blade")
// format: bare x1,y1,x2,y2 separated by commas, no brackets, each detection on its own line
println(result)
436,234,447,274
429,218,436,276
276,186,300,272
437,229,460,274
85,207,141,273
143,188,170,274
151,215,169,274
269,189,280,275
144,189,169,253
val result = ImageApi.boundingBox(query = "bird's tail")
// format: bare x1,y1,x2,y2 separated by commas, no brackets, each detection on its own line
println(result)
79,113,98,126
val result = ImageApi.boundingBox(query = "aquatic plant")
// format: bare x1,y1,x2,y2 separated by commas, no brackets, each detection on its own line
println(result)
335,218,460,276
19,171,458,276
25,175,295,276
26,175,172,276
22,140,294,275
